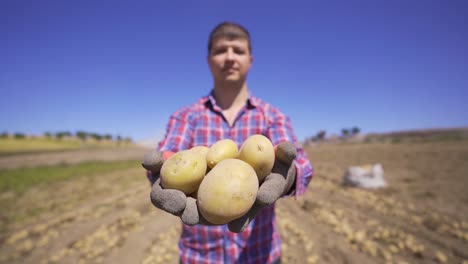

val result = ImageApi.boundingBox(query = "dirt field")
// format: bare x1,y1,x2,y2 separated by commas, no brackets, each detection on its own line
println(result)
0,141,467,264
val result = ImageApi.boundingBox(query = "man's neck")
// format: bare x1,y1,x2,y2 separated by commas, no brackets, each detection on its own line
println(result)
213,82,249,110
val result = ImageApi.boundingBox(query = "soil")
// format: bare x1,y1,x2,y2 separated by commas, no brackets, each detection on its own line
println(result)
0,141,467,264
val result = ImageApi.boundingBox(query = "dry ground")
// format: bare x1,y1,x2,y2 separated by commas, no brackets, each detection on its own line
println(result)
0,141,467,264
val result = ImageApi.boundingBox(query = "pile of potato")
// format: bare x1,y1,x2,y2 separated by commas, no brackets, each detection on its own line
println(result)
160,134,275,225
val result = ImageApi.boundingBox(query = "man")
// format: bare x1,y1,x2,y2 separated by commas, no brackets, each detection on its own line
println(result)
144,22,313,264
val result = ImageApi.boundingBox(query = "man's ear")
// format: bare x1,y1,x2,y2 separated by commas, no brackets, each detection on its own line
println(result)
207,55,214,69
247,55,253,71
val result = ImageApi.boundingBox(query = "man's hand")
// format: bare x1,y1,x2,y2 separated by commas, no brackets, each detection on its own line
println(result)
228,141,297,233
142,150,212,226
142,142,297,232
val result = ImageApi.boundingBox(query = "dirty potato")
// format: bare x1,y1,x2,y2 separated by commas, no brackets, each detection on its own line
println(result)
238,134,275,181
160,150,207,195
197,159,258,225
206,139,238,168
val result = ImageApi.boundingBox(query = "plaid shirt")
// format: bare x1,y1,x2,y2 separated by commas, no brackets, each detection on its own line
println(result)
151,91,313,264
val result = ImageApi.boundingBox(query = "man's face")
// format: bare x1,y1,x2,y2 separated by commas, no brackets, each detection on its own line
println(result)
207,38,253,85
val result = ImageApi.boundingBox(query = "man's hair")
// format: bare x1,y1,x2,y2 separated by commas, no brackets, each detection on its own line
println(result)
208,22,252,54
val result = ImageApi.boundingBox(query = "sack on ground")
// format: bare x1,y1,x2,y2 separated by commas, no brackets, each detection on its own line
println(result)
342,164,387,189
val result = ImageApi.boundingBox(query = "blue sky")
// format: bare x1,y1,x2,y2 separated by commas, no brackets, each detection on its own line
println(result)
1,0,467,142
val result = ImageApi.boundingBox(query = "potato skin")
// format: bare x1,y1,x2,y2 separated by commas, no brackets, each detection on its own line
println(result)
197,159,258,225
190,146,210,158
160,150,207,195
238,134,275,182
206,139,238,168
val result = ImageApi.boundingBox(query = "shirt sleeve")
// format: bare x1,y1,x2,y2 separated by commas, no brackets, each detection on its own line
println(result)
266,107,314,198
145,108,194,185
158,108,193,152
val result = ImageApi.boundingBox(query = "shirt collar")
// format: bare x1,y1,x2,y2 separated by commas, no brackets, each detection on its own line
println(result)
203,89,259,110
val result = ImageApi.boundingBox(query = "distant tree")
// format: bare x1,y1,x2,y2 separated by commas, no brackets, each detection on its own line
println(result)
351,127,360,136
116,135,122,141
341,128,349,138
309,130,327,142
14,132,26,139
55,133,63,140
316,130,326,141
76,131,88,141
90,133,102,141
104,134,113,141
44,132,52,138
55,131,71,140
124,137,133,143
0,131,8,138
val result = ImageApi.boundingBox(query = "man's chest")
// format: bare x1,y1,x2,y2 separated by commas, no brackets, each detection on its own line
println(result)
191,110,269,147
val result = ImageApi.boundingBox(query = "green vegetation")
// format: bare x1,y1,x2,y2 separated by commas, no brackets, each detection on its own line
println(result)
0,159,140,194
13,132,26,139
0,130,134,155
0,137,83,154
0,137,132,155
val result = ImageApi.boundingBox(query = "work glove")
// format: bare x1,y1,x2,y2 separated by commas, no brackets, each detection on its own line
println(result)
227,141,297,233
142,150,212,226
142,141,297,232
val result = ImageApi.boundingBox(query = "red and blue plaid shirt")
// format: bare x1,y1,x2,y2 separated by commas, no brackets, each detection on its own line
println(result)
151,91,313,264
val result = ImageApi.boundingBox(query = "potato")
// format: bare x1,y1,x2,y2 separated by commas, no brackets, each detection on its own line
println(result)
206,139,238,168
238,134,275,182
190,146,210,158
197,159,258,225
160,150,207,195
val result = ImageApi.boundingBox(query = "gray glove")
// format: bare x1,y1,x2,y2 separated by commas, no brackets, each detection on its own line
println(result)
142,150,211,226
228,141,297,233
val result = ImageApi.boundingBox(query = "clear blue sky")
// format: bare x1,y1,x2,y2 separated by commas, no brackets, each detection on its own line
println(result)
1,0,467,142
